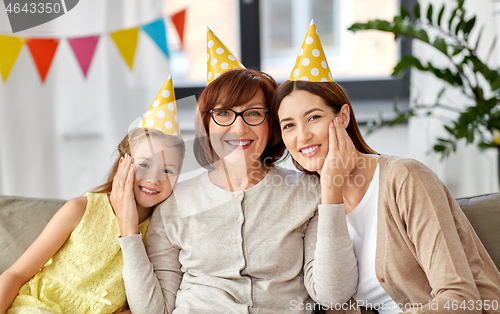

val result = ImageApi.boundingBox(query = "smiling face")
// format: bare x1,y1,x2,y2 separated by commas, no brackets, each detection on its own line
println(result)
278,90,340,173
130,138,182,212
208,89,270,169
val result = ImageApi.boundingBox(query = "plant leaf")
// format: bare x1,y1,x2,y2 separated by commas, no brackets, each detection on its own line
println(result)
452,46,464,56
347,23,367,32
393,97,400,114
444,125,455,134
437,5,445,26
455,21,464,36
400,4,411,20
434,144,447,152
437,87,446,101
478,142,498,149
486,35,497,64
348,20,392,32
392,55,425,75
475,25,484,50
414,1,421,19
427,62,463,86
433,38,448,55
454,8,467,36
371,19,393,31
466,131,475,143
427,3,433,23
463,16,476,36
388,114,409,126
448,8,458,31
416,29,430,43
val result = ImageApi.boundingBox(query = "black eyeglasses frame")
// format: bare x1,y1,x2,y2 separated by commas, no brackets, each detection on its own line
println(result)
208,107,269,127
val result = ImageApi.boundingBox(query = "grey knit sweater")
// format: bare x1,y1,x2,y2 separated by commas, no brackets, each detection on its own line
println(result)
119,166,357,313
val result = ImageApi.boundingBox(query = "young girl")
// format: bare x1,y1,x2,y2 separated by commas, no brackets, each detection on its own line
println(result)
273,22,500,313
0,79,185,314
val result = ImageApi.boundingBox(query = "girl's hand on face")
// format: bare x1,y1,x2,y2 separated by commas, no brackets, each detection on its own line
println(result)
109,154,140,237
320,116,359,204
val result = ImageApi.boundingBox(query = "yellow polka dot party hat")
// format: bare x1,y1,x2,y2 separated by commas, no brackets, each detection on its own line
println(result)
207,27,245,84
290,20,334,82
139,75,180,136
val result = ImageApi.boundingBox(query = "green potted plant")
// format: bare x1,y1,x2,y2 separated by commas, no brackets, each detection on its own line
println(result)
348,0,500,184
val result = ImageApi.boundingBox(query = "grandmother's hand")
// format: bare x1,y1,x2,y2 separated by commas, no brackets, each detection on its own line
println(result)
109,154,139,237
320,117,359,205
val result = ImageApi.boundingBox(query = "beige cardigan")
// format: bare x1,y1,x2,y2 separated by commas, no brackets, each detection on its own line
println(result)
327,155,500,314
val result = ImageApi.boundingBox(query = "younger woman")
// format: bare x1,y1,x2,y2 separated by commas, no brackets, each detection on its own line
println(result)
0,79,185,314
273,22,500,313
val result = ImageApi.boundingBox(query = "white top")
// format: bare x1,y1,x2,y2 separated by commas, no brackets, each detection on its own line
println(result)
346,165,402,314
119,166,358,314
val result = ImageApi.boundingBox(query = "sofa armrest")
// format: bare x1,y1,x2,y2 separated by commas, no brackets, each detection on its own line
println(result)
0,195,66,273
456,193,500,271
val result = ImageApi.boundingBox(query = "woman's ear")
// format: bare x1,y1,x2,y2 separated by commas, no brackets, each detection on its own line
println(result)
340,104,350,128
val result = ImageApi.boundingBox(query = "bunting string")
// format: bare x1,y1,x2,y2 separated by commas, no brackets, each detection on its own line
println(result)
0,9,187,83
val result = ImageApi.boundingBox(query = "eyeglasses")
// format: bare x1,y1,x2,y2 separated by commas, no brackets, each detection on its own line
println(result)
208,107,269,127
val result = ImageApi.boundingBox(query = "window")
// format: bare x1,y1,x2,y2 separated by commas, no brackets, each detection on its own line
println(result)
261,0,339,80
261,0,398,80
171,0,412,105
163,0,240,86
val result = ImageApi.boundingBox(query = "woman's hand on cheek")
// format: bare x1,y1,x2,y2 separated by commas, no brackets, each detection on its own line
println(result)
109,154,140,237
320,117,359,204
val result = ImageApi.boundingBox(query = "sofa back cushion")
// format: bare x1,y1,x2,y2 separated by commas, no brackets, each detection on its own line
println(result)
456,193,500,271
1,193,499,274
0,195,66,273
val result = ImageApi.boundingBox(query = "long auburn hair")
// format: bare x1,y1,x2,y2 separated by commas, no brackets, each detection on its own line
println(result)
92,128,185,193
273,80,377,176
194,68,285,169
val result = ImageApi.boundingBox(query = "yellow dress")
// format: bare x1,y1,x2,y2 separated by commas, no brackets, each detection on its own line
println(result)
7,193,150,314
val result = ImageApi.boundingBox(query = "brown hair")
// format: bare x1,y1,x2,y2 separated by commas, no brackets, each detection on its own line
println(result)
194,68,285,169
273,80,377,176
92,128,185,193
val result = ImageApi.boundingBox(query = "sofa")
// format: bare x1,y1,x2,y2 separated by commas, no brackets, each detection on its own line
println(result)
1,192,499,282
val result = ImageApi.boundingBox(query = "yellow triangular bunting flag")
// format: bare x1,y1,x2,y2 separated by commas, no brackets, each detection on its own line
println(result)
0,35,25,82
290,20,333,82
207,27,244,85
139,75,180,136
110,27,140,70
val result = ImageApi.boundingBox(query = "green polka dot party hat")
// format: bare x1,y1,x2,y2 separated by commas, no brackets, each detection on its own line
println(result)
207,27,245,84
139,75,180,136
290,20,333,82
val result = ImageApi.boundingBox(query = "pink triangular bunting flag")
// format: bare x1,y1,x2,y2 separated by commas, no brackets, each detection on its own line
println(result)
68,36,99,77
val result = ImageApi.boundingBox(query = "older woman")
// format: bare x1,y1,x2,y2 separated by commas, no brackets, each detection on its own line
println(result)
115,68,357,314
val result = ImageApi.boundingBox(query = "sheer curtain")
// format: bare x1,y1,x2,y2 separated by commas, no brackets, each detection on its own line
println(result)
0,0,169,199
407,0,500,197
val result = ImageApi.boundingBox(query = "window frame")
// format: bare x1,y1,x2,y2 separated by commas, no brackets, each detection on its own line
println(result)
174,0,414,104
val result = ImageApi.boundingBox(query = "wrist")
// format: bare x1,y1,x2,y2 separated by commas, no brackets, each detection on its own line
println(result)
321,188,343,204
321,197,343,205
118,223,139,237
120,230,139,237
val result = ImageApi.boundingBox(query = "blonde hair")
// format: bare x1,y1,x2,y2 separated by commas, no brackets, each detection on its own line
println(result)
92,128,185,193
